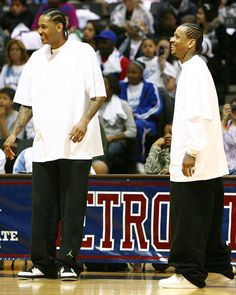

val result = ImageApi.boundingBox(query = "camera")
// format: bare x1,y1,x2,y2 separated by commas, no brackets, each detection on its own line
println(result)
159,46,165,56
132,24,140,31
231,104,236,112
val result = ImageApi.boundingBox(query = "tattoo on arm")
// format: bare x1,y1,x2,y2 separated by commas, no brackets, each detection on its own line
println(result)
12,105,33,135
82,96,105,123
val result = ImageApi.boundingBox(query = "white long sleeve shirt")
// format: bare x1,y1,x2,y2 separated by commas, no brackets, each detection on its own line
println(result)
170,55,228,182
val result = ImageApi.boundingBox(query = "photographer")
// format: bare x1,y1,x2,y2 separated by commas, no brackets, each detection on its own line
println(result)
222,98,236,175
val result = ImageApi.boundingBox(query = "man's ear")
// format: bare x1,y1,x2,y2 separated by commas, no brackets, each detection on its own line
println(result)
188,39,196,50
56,23,63,33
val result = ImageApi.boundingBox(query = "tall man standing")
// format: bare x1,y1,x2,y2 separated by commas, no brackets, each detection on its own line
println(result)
3,9,106,281
159,23,234,289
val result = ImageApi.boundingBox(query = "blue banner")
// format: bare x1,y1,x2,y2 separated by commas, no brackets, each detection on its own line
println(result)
0,176,236,264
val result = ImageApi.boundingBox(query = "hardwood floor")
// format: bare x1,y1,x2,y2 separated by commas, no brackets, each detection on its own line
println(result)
0,261,235,295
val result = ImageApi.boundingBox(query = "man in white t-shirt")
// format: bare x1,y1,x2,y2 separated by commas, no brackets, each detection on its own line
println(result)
159,23,234,289
3,9,106,281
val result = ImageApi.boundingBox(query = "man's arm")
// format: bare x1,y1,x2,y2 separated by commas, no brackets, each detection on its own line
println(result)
3,105,33,159
69,96,106,143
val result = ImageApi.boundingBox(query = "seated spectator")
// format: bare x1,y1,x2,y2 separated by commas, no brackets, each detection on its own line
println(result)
100,74,137,173
110,0,154,34
0,0,34,36
119,60,163,172
13,146,108,175
0,87,24,140
96,29,130,80
82,20,105,50
13,146,32,173
0,148,6,174
0,39,29,90
137,37,176,95
92,123,109,174
31,0,79,32
144,124,172,174
118,19,147,61
154,8,177,38
196,1,230,102
221,98,236,175
154,0,197,29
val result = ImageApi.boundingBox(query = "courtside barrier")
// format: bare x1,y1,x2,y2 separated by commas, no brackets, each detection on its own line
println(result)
0,175,235,264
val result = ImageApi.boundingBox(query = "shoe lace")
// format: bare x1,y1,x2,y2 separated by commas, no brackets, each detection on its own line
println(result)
61,266,75,273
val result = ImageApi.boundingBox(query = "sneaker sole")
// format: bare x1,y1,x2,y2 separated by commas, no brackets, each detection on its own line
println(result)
18,275,45,280
61,277,78,281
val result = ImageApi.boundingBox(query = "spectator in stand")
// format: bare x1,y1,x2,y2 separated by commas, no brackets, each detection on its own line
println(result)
154,8,178,38
0,39,28,90
82,20,105,50
13,145,109,174
0,87,24,140
100,74,137,173
31,0,79,32
96,29,130,80
119,60,163,173
196,1,230,102
110,0,154,34
154,0,198,29
144,123,172,174
0,148,6,174
221,98,236,175
137,37,177,95
0,0,34,36
118,19,147,61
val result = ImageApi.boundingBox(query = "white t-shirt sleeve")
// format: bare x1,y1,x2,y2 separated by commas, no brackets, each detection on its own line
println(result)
84,44,106,99
13,58,33,107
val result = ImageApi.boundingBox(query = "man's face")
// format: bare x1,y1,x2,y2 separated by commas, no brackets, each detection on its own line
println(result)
170,26,191,62
37,15,62,46
97,39,114,57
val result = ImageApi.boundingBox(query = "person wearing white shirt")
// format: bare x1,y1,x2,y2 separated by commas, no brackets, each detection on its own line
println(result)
0,148,6,173
159,23,234,289
3,9,106,281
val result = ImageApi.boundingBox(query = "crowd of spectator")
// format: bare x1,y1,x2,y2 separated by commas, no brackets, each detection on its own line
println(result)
0,0,236,176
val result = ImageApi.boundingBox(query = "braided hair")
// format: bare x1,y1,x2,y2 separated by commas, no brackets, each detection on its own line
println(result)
181,23,203,54
41,8,68,39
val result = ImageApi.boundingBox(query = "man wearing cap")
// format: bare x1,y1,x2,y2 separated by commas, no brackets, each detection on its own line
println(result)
96,30,130,81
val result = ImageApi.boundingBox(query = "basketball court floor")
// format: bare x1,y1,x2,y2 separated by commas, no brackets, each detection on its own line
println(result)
0,261,235,295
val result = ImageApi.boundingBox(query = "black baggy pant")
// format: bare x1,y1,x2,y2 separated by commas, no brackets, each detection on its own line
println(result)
30,159,91,273
169,178,233,288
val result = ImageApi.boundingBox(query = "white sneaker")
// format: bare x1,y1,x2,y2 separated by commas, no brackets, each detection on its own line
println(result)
206,273,234,287
233,266,236,275
136,163,145,174
159,274,198,289
60,266,78,281
18,267,45,280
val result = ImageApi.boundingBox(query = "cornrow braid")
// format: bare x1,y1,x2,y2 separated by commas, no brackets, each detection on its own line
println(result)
181,23,203,54
41,8,68,39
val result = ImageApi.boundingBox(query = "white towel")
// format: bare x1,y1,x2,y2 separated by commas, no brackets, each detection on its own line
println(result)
100,94,127,126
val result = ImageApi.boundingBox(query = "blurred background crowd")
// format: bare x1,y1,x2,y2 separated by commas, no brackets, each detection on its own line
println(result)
0,0,236,175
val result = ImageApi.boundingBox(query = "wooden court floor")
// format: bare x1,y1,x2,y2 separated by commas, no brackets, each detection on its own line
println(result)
0,261,235,295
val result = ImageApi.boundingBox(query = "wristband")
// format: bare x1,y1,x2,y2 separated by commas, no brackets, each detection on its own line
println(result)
186,152,197,159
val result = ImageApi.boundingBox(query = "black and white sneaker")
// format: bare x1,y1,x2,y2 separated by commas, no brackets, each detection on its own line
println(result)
18,266,58,280
60,266,78,281
18,267,45,280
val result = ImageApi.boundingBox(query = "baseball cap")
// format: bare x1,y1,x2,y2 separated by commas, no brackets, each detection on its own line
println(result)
95,30,117,43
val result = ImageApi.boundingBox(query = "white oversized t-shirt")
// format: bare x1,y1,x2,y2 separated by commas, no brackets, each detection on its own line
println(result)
170,55,228,182
14,39,106,162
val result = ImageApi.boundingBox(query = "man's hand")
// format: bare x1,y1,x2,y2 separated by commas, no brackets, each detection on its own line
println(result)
182,153,196,177
69,121,88,143
3,133,17,160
